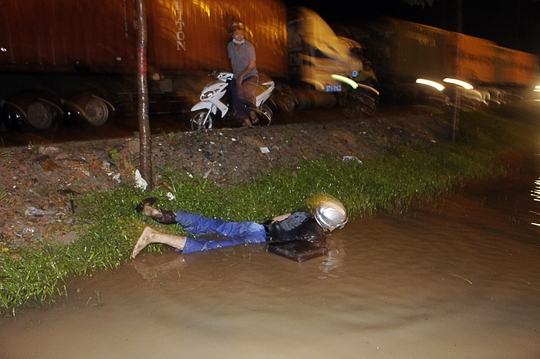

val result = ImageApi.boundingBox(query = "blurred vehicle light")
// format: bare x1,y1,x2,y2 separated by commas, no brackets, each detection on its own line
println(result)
443,78,474,90
416,78,445,91
331,74,358,89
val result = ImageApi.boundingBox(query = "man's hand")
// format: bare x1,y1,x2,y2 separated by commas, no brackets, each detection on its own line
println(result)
271,213,291,223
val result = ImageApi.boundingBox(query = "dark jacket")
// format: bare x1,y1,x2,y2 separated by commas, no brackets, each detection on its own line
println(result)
264,211,328,262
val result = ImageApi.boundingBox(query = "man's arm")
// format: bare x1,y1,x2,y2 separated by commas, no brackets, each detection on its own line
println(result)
237,60,256,84
270,212,291,223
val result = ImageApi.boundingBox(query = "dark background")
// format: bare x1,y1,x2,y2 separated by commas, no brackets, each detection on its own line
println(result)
284,0,540,57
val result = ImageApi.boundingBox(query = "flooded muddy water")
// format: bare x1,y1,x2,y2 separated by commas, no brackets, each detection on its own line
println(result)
2,157,540,359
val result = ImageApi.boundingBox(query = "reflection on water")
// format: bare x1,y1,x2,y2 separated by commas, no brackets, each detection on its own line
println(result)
1,158,540,359
318,238,346,278
531,177,540,227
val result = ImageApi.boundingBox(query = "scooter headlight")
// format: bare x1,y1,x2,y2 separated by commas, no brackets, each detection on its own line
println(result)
200,90,215,100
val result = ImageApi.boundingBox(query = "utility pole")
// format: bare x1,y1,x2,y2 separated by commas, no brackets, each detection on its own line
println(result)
136,0,153,190
451,0,463,142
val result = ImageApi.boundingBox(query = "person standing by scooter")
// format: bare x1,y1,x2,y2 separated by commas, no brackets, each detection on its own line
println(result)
227,22,259,128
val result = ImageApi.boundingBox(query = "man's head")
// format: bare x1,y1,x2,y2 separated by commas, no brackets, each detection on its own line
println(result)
314,199,348,232
230,22,245,43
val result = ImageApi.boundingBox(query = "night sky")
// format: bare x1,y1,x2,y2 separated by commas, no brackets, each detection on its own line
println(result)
283,0,540,57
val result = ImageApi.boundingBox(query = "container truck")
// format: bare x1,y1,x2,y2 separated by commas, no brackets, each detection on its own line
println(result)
0,1,362,131
0,0,288,130
342,17,539,102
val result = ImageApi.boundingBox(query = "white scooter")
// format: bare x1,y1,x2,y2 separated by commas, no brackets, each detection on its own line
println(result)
190,71,275,131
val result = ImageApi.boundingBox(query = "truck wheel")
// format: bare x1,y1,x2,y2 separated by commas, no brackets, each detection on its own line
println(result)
342,101,362,119
361,98,377,116
190,111,212,131
85,98,110,126
278,94,296,113
26,101,57,130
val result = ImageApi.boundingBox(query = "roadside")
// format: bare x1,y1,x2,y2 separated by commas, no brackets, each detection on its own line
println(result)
0,110,451,252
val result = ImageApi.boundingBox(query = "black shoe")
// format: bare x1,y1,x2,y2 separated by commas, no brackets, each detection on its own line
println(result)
135,197,158,213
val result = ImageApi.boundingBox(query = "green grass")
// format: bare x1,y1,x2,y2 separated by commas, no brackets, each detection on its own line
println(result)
0,188,8,202
1,105,539,315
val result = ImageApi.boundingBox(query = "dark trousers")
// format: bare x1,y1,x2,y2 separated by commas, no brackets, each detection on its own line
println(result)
230,75,258,120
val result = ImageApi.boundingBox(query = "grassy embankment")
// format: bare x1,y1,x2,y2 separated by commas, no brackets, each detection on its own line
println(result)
1,104,539,315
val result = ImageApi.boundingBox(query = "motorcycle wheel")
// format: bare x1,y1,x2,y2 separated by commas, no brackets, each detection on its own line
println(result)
257,105,273,126
190,110,213,131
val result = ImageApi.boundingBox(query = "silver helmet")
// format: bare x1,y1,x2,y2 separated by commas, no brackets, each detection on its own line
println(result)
315,199,348,231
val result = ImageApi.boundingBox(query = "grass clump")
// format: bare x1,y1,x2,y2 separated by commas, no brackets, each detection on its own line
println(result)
0,244,69,316
1,105,539,315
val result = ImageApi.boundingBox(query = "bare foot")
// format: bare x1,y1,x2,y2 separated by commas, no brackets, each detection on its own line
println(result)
132,227,188,258
132,226,155,258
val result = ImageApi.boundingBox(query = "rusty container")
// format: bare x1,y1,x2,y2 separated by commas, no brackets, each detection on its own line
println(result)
492,46,539,86
145,0,288,78
0,0,288,78
0,0,138,73
389,18,449,81
369,18,450,82
446,33,497,84
360,17,539,88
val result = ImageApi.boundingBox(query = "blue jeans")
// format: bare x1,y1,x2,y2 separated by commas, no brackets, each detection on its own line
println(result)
175,210,267,254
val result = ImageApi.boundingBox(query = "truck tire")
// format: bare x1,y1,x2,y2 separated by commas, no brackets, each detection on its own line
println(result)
26,101,57,130
85,97,110,126
276,93,296,113
5,90,63,130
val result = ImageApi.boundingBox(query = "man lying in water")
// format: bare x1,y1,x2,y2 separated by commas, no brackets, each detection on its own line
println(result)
132,197,348,262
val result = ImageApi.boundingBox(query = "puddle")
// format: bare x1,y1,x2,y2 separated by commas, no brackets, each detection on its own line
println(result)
1,157,540,359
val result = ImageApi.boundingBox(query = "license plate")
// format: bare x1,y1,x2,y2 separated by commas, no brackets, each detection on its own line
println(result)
326,85,342,92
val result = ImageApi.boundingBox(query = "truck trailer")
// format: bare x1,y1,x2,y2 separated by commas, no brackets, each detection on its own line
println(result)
345,17,539,101
0,1,363,131
0,0,289,130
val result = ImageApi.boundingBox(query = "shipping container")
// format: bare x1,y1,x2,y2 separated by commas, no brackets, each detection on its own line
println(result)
356,17,538,90
491,46,539,86
447,32,497,84
0,0,288,77
362,18,450,83
0,0,137,73
0,0,289,129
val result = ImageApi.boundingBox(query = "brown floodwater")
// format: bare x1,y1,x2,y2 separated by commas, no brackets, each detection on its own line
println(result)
1,155,540,358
